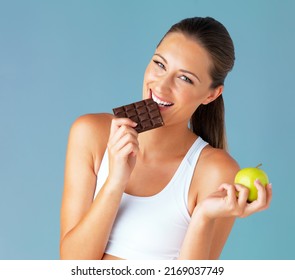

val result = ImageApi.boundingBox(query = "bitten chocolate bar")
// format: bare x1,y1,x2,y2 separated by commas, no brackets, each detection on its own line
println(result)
112,98,164,133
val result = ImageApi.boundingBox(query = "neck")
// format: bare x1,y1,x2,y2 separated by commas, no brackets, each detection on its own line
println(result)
138,123,197,161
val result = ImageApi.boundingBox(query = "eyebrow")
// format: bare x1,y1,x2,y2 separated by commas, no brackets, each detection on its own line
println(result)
154,53,201,83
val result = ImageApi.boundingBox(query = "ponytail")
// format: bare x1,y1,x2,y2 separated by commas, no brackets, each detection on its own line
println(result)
190,95,227,150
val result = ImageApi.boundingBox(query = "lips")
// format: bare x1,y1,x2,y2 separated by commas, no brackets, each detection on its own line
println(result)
150,91,174,107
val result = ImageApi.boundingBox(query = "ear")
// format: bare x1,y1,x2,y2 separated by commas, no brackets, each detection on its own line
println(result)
202,85,223,105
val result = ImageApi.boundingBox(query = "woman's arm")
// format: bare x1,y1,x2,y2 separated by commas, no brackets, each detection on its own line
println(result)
178,149,272,259
60,114,138,259
178,206,236,260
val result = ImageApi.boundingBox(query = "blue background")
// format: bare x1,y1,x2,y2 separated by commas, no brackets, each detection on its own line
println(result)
0,0,294,260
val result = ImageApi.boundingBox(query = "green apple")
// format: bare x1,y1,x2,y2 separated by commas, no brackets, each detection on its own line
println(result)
234,164,269,202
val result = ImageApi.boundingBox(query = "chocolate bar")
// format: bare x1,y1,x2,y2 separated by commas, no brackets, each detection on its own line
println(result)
112,98,164,133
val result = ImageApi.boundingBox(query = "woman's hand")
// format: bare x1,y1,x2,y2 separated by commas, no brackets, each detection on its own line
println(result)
106,118,139,189
194,180,272,220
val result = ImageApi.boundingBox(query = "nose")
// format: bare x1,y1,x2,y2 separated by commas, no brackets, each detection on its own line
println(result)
154,74,173,95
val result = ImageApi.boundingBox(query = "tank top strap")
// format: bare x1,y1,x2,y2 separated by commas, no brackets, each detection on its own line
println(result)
186,137,208,167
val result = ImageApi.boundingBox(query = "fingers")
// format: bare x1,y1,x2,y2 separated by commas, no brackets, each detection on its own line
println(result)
235,183,249,209
198,182,272,220
243,180,272,216
222,184,252,216
109,123,138,147
114,132,139,156
265,183,273,209
220,184,236,201
254,179,267,206
219,182,271,218
108,118,139,158
257,180,272,210
109,117,137,138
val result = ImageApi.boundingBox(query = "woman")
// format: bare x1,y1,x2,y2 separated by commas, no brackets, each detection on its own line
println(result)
60,17,272,260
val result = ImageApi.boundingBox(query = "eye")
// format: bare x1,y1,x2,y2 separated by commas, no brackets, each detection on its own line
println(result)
153,60,165,70
179,75,193,84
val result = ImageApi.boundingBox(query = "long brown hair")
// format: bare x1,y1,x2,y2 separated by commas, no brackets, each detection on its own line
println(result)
159,17,235,150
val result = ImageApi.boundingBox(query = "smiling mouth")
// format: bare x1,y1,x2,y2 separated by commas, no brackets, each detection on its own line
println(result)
150,91,174,107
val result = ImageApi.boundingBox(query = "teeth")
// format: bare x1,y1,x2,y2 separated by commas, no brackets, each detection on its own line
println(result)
151,93,173,106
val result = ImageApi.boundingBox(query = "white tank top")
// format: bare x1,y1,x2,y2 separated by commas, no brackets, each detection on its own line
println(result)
94,137,208,259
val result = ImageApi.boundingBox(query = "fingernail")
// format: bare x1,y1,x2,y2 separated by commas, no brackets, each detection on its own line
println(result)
268,183,272,189
132,122,138,127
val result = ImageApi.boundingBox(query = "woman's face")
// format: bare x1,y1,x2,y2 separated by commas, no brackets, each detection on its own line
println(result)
143,32,222,127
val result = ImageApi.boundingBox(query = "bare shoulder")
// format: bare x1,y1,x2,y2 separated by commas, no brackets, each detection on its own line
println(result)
200,146,240,179
194,146,240,202
67,113,114,173
70,113,113,137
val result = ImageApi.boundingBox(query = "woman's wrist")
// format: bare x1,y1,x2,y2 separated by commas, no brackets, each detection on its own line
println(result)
103,176,127,195
191,203,216,227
